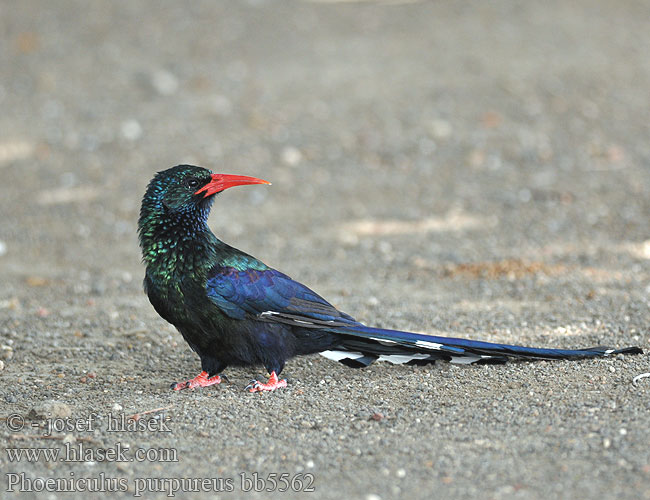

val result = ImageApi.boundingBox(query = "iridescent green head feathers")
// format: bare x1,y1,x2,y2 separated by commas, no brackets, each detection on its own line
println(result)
140,165,214,219
138,165,214,261
138,165,270,267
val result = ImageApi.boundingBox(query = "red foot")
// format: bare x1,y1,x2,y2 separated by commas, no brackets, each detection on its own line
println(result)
171,371,222,391
246,371,287,393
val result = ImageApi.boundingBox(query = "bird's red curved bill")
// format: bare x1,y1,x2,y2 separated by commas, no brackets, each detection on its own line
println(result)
195,174,271,198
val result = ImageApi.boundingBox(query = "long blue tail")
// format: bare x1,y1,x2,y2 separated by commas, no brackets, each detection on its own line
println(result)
320,324,643,368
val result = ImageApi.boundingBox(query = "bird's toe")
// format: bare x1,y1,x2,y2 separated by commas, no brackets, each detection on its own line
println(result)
170,380,191,391
246,371,287,393
245,380,261,392
170,371,222,391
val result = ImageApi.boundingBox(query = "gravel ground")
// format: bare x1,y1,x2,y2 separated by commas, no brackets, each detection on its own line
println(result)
1,1,649,499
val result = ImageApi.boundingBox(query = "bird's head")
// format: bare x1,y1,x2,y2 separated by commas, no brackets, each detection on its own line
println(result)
142,164,270,214
139,165,270,251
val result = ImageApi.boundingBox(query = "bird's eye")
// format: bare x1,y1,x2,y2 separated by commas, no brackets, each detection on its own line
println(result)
185,178,200,190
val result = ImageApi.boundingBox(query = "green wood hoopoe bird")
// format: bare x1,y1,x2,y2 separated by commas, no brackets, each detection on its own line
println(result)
138,165,642,392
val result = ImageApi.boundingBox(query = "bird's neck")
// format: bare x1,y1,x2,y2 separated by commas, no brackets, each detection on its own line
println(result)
138,206,221,283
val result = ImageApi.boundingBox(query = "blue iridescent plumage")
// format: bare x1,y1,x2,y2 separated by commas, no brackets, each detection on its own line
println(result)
206,267,356,324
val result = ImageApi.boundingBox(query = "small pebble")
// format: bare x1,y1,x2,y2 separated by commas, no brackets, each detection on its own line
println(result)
281,146,302,166
121,120,142,141
32,401,72,418
210,95,232,116
428,119,453,139
151,69,179,95
366,296,380,307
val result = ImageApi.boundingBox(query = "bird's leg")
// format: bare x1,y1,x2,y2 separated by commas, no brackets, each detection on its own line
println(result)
245,371,287,393
170,371,222,391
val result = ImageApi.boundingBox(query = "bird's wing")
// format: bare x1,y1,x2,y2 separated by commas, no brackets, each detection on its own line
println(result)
205,265,357,327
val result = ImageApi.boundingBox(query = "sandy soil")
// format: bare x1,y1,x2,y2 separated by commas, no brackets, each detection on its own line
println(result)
1,1,649,499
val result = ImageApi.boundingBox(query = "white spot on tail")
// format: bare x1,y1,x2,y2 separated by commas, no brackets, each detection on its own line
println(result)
450,355,482,364
378,354,430,364
320,350,365,362
370,337,397,345
450,354,497,364
415,340,443,350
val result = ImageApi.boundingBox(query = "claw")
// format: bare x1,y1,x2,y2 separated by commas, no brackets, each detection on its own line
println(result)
246,371,287,393
171,371,222,391
244,380,260,391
